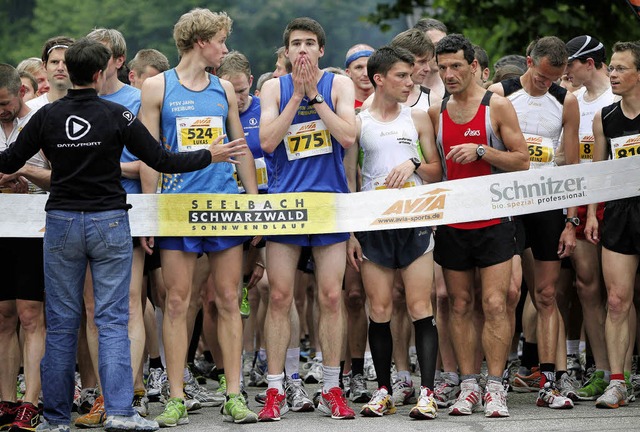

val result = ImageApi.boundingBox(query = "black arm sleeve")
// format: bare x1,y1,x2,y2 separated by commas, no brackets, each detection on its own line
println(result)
0,114,43,174
123,118,211,174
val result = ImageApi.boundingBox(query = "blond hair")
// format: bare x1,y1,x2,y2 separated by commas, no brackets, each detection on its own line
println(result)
173,8,232,56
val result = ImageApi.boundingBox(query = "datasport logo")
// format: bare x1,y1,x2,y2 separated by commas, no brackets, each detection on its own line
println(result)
371,188,450,226
489,175,587,210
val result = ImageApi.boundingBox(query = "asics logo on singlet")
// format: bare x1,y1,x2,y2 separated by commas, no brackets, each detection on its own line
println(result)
65,115,91,140
464,128,481,137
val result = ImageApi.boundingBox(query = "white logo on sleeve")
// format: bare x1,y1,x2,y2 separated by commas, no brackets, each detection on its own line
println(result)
123,111,134,122
66,115,91,140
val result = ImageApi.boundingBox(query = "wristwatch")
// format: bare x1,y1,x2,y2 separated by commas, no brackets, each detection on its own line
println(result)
476,145,486,160
410,157,421,171
308,94,325,105
564,216,580,227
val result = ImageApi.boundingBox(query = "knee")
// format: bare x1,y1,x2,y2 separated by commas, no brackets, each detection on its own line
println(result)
483,294,507,318
164,289,190,319
607,291,631,317
214,286,239,315
448,292,473,317
345,288,365,311
317,288,342,314
18,304,44,333
269,288,293,313
534,285,556,310
368,301,391,322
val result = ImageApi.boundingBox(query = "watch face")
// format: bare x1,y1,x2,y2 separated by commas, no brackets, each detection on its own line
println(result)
477,146,486,156
316,95,324,103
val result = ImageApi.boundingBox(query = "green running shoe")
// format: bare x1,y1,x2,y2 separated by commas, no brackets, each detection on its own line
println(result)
240,286,250,318
221,394,258,424
577,370,608,401
155,398,188,427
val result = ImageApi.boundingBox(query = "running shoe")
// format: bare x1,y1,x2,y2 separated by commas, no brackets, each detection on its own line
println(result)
0,402,20,428
567,355,583,381
348,374,371,403
409,386,437,420
537,382,574,409
285,378,314,412
75,395,106,428
318,387,355,419
577,370,608,400
557,373,580,401
210,375,227,406
104,413,158,432
434,375,460,408
303,358,323,384
483,381,509,417
34,420,68,432
7,402,40,432
364,357,377,382
596,380,627,409
239,286,250,319
155,398,188,427
360,387,396,417
185,375,221,407
146,369,165,402
448,381,482,416
77,388,98,415
132,390,149,418
221,394,257,424
512,367,541,393
391,378,416,406
258,388,288,422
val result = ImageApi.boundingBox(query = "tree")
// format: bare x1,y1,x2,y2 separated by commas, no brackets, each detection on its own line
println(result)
366,0,639,71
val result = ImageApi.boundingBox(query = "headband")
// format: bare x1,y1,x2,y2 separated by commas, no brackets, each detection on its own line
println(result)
568,36,603,61
47,44,69,55
345,50,374,68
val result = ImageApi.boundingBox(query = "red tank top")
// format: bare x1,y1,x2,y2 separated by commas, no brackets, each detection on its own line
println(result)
441,96,503,229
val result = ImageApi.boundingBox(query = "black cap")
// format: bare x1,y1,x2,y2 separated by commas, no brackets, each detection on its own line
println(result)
566,35,606,63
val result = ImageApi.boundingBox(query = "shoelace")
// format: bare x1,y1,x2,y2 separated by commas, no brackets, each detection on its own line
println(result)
14,405,36,423
368,390,388,406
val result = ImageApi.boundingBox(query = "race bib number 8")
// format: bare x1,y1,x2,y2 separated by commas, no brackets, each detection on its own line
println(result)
285,120,332,161
611,134,640,160
176,116,224,152
579,135,594,163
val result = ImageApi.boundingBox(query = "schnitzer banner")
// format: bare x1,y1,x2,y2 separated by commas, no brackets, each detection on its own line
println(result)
1,157,639,237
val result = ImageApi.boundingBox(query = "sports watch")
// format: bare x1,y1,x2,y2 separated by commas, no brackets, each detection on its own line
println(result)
564,217,580,227
476,145,486,160
410,157,421,171
308,94,325,105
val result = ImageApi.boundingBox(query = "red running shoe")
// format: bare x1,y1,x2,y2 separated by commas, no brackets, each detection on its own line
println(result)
257,388,288,422
318,387,355,419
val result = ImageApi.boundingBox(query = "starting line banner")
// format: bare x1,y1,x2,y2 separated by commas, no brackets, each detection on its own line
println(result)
1,157,639,238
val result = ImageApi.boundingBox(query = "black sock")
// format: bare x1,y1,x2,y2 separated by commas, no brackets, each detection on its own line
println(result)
149,356,163,370
368,319,393,393
414,316,438,389
556,370,567,381
521,341,539,370
203,350,214,363
351,358,365,377
339,360,345,388
188,309,203,364
540,363,555,386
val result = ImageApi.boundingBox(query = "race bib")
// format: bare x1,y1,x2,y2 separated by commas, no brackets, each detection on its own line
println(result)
579,135,595,163
611,134,640,160
524,133,555,167
372,175,416,190
176,116,224,152
234,157,268,193
284,120,332,161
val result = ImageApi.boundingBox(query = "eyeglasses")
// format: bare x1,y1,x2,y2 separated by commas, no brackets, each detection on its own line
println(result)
607,65,638,74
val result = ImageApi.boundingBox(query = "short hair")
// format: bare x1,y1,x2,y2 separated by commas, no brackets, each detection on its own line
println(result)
19,71,38,94
323,66,347,76
390,28,434,59
173,8,232,56
255,72,273,92
275,46,292,73
435,34,475,64
413,18,448,34
41,36,75,64
612,41,640,70
367,45,415,88
492,64,525,83
494,54,527,72
16,58,44,77
86,28,127,59
529,36,568,68
128,49,170,74
65,38,111,86
0,63,22,95
474,45,489,71
217,51,251,80
283,17,326,49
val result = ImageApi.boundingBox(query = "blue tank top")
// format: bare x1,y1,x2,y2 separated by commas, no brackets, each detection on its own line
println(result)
266,72,349,194
101,84,142,194
160,70,237,194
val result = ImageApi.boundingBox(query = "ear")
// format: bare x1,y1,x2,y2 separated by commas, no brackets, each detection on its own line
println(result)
92,69,103,83
115,55,125,71
373,72,383,87
128,69,136,84
526,56,534,69
19,84,27,98
248,75,254,88
318,46,325,59
470,58,478,75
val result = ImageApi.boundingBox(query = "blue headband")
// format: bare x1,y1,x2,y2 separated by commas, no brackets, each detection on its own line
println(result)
345,50,374,68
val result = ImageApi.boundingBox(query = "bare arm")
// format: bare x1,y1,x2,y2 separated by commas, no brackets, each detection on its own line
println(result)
311,74,356,148
259,77,303,154
138,74,164,194
344,116,361,193
584,110,608,245
120,160,141,179
413,109,442,183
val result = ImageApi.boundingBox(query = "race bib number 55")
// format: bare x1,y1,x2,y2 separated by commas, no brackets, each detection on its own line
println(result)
284,120,332,161
176,116,224,152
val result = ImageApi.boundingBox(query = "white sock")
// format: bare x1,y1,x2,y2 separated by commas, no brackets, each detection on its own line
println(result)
285,347,300,379
322,366,340,391
267,373,285,393
567,339,580,356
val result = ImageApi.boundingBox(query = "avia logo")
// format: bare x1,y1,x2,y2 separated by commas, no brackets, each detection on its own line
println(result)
192,118,212,126
299,123,316,132
464,128,481,137
66,115,91,140
581,135,594,142
382,188,450,215
625,136,640,144
122,111,134,122
525,136,543,144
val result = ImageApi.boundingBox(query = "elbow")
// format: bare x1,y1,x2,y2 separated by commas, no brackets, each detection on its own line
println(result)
521,157,530,171
339,133,356,149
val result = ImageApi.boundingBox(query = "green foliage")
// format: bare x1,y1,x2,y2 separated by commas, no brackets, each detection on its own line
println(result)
0,0,406,87
366,0,640,74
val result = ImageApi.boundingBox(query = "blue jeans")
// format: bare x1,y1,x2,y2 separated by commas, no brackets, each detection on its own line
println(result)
41,209,135,424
